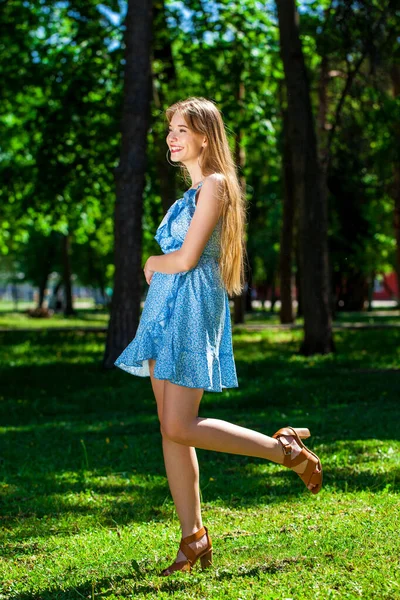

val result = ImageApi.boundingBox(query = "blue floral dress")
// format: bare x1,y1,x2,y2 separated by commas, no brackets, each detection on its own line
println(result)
114,180,239,393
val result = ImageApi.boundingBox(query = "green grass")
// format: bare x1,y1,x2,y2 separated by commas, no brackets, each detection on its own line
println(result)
0,308,109,330
0,320,399,599
243,307,400,327
1,304,399,331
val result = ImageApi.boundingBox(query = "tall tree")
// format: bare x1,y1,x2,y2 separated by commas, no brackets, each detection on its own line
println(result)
233,75,247,324
391,63,400,304
151,0,178,215
276,0,334,355
61,234,74,316
279,108,295,323
103,0,154,368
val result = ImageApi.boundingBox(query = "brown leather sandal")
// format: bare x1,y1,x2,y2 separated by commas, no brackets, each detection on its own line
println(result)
160,525,213,576
272,427,323,494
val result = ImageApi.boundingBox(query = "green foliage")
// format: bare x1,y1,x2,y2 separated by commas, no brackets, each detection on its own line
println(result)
0,0,122,286
0,0,398,299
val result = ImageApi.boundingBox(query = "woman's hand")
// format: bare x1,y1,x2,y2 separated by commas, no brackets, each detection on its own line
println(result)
143,257,155,285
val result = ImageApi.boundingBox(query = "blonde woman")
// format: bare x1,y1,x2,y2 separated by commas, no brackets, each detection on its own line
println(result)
114,97,322,576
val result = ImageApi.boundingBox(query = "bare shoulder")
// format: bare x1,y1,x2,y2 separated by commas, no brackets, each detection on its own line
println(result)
202,173,226,199
205,172,226,188
194,173,225,217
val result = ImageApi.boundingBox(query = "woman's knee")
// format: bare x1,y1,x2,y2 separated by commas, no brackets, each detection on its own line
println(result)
161,415,188,443
158,414,164,436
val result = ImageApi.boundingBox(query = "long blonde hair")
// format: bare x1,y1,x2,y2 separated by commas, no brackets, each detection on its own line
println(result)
165,97,248,297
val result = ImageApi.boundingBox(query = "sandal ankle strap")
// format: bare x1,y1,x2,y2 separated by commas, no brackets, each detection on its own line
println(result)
275,434,294,467
181,525,207,545
276,435,292,456
179,526,209,565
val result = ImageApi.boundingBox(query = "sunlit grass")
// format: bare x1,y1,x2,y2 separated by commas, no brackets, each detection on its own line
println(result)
0,309,109,330
0,321,399,598
1,302,399,332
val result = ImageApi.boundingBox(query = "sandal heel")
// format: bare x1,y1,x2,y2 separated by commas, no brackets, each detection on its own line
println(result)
161,526,213,576
293,427,310,439
200,548,213,569
273,425,322,494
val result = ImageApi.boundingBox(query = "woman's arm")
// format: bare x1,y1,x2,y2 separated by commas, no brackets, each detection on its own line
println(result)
147,174,224,275
146,248,188,275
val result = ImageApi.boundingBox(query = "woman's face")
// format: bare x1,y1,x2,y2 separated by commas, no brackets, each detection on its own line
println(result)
166,112,205,163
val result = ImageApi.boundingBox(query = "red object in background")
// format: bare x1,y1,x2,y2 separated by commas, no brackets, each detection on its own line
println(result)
373,272,399,300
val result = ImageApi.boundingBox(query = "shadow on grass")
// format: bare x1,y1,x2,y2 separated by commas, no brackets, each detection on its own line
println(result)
9,554,313,599
7,573,208,600
0,327,399,537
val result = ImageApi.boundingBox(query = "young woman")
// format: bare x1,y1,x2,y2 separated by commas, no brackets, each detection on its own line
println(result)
114,97,322,576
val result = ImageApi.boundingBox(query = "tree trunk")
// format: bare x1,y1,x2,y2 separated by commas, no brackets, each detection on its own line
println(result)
38,232,57,309
233,76,247,324
233,289,246,323
270,270,278,314
245,256,253,312
294,235,303,318
11,283,18,311
264,263,277,313
317,46,330,170
391,64,400,305
152,0,177,213
103,0,153,368
37,272,49,309
62,233,74,316
338,272,368,311
276,0,334,355
48,279,62,311
279,108,295,323
367,271,375,312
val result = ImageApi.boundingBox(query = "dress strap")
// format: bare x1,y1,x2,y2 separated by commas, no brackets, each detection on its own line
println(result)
189,180,204,192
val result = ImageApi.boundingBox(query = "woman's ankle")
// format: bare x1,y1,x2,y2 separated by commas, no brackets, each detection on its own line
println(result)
181,523,204,539
274,434,302,464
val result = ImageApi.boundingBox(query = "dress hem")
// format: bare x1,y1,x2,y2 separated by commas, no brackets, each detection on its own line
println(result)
115,357,239,393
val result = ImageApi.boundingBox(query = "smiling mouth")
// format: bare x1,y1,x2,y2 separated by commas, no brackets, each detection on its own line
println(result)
171,147,183,153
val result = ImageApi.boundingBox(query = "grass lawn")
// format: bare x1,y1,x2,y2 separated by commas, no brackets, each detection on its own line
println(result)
1,301,399,331
0,317,399,599
0,305,109,330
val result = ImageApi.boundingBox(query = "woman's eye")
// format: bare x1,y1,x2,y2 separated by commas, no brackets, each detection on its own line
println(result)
166,129,186,135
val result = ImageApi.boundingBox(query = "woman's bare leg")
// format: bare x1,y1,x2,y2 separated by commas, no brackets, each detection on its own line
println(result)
162,380,321,489
148,359,208,565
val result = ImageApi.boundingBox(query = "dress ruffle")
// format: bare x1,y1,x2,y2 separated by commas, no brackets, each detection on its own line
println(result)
113,272,184,378
114,185,238,393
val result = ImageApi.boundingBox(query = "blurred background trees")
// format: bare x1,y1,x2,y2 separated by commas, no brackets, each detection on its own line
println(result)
1,0,399,357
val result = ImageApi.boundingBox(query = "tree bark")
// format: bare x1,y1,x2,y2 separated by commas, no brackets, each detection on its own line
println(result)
337,272,368,312
37,271,49,309
245,255,253,312
48,279,62,311
279,108,295,323
391,63,400,304
269,270,278,314
233,78,247,324
294,234,302,318
62,233,74,316
276,0,334,355
152,0,177,213
103,0,153,368
367,271,375,312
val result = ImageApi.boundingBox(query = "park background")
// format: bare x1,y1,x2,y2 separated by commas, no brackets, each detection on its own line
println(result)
1,0,399,598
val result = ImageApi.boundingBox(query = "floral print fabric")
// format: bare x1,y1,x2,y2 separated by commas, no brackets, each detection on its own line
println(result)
114,181,239,393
